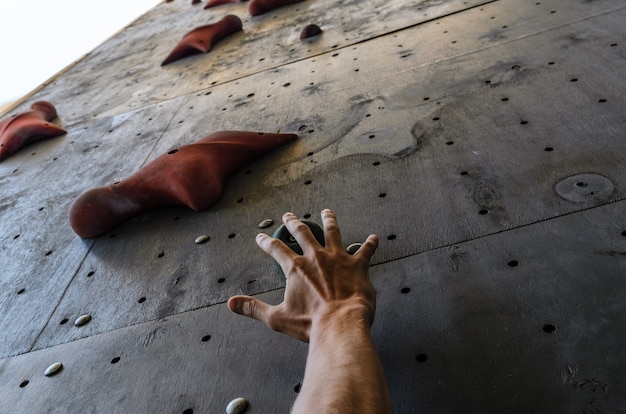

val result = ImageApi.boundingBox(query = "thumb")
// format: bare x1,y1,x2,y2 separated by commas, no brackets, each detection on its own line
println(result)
227,295,273,324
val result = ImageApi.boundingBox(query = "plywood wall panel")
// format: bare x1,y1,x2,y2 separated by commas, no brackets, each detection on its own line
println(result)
25,3,626,351
0,100,183,358
2,201,624,413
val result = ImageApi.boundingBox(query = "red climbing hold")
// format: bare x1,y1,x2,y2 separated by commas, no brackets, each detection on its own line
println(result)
161,15,243,66
69,131,298,238
204,0,245,9
0,101,66,162
248,0,304,16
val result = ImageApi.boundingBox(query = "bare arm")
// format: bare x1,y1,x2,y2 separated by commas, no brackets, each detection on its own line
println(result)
228,209,392,413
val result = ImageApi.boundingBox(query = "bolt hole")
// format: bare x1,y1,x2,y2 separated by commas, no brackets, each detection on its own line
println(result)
19,380,29,388
218,278,226,284
479,209,489,215
228,233,236,239
432,116,440,121
168,149,179,155
202,335,211,342
446,141,454,145
138,297,146,304
542,324,556,333
60,318,68,325
508,260,519,267
501,97,509,102
544,147,554,152
294,383,302,393
373,161,380,166
570,78,578,82
283,82,291,87
379,193,387,198
401,287,411,294
45,250,53,256
598,99,607,103
415,354,428,363
87,271,95,277
460,171,468,176
576,182,588,187
157,251,165,258
17,288,26,295
387,234,397,240
304,180,312,185
520,120,529,125
369,135,376,139
183,409,193,414
13,234,20,239
111,357,121,364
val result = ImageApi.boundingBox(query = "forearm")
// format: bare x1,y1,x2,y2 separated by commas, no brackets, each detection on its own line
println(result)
292,307,392,414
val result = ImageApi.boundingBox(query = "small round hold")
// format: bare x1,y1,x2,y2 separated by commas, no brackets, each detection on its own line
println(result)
346,243,362,255
195,235,210,244
74,314,92,327
300,24,323,40
258,219,274,229
44,362,63,377
226,397,249,414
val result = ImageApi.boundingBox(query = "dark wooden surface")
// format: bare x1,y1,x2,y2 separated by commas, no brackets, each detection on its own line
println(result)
1,0,625,412
1,202,624,413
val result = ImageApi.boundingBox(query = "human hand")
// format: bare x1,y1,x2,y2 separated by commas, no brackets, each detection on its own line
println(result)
227,209,379,342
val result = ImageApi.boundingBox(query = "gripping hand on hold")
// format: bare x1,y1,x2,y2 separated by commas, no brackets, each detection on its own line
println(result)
228,209,392,414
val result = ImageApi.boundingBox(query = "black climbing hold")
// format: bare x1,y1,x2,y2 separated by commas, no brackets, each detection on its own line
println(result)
272,219,325,277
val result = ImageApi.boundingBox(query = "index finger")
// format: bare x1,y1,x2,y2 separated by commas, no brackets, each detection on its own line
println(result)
255,232,298,267
282,212,321,254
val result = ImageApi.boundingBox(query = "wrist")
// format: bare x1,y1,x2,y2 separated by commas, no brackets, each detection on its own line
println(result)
309,301,374,342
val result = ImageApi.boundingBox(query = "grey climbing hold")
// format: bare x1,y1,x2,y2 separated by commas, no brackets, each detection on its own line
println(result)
195,234,210,244
555,174,614,203
346,243,362,255
44,362,63,377
74,314,92,327
258,219,274,229
226,397,248,414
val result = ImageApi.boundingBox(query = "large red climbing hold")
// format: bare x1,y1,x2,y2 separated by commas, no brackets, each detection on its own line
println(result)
0,101,66,162
248,0,304,16
161,15,243,66
69,131,298,238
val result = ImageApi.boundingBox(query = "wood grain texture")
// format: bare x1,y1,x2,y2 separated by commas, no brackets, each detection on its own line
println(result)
0,0,625,411
1,201,624,412
8,0,492,125
0,100,183,358
28,2,626,350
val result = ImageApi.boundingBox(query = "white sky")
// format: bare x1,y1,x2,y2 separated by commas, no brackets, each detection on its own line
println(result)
0,0,162,106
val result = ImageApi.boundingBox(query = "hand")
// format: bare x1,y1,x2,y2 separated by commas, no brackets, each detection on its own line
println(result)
227,209,379,342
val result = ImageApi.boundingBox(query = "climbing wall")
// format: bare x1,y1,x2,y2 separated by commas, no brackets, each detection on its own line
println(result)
1,0,625,412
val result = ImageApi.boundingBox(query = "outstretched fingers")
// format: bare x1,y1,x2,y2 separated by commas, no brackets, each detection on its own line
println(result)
320,209,343,251
282,212,320,252
256,232,296,264
354,234,379,261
